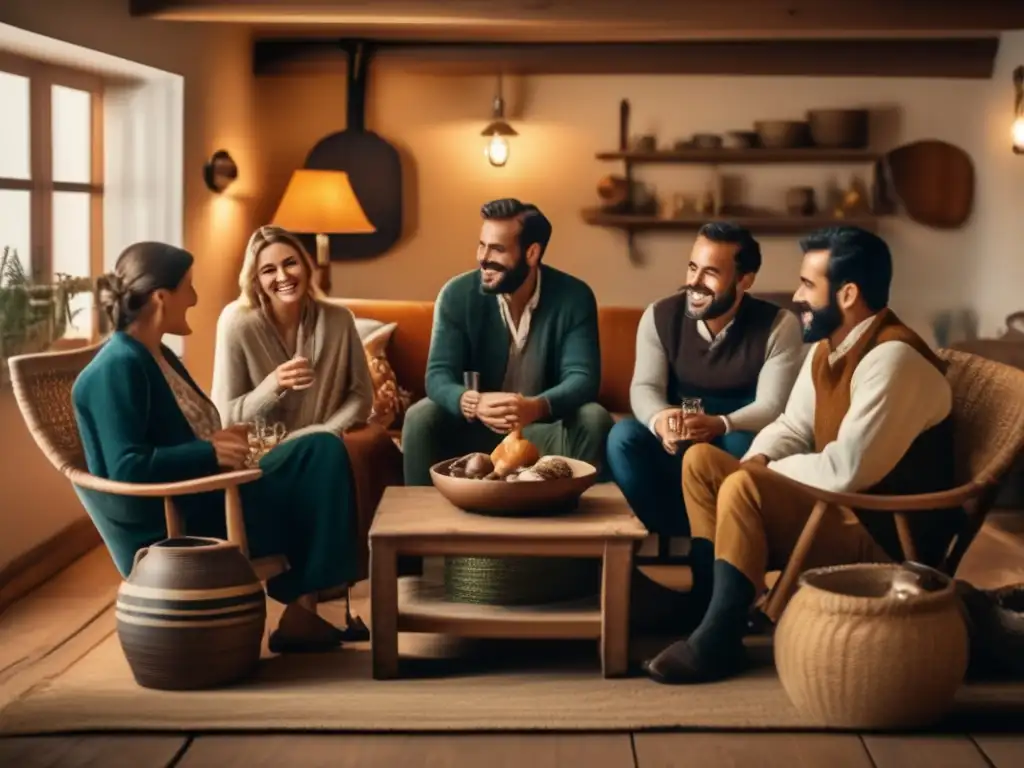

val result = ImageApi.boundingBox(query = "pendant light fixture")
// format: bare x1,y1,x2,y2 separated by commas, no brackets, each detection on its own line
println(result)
481,72,517,167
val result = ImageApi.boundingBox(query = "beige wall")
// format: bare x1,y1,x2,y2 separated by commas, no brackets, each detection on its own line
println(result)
0,0,263,569
258,65,993,341
972,31,1024,338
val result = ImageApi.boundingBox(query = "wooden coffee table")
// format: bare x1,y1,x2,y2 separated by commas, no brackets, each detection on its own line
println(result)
368,484,647,680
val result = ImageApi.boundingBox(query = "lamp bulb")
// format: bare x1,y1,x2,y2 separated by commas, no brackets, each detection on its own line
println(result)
1013,116,1024,152
485,135,510,167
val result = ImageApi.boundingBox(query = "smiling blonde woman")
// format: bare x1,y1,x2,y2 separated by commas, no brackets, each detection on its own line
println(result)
211,225,374,436
212,226,405,634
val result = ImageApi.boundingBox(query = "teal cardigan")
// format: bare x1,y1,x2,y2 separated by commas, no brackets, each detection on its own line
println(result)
72,332,223,577
425,264,602,420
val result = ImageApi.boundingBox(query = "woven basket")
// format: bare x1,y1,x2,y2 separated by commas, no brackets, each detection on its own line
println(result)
443,556,600,606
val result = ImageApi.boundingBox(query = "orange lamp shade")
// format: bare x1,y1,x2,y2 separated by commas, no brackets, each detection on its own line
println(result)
271,169,376,234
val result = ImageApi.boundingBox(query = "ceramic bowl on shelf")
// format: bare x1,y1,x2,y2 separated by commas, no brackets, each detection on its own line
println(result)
429,456,598,517
806,108,869,148
724,130,758,149
754,120,810,149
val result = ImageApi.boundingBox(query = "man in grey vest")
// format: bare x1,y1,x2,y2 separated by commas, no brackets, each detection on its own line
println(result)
606,222,804,544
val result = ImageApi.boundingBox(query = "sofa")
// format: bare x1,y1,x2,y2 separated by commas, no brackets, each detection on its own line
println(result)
341,291,798,425
338,291,798,579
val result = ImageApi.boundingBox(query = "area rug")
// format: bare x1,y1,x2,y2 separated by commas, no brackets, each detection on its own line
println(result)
2,602,1023,735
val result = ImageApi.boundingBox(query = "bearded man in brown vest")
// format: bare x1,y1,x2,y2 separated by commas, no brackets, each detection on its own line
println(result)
644,226,959,685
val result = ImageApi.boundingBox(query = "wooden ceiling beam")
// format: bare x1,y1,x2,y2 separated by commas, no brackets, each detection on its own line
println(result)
252,38,1000,80
132,0,1024,38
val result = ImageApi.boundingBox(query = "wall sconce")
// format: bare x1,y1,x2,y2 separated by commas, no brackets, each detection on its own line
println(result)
1014,66,1024,155
480,73,517,167
203,150,238,192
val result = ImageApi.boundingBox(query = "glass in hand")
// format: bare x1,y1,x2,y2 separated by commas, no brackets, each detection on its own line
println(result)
245,416,288,466
667,397,704,441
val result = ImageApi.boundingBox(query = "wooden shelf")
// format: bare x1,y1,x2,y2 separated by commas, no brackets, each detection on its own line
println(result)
596,148,879,164
581,207,878,234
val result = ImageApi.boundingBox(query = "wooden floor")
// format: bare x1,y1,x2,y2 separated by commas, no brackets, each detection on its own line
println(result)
1,732,1023,767
1,513,1023,767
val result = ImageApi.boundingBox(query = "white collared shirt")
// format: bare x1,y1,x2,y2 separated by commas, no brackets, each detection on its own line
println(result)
497,268,542,351
696,317,735,350
826,314,875,366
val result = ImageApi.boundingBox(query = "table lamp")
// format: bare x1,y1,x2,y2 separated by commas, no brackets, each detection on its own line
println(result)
270,169,376,294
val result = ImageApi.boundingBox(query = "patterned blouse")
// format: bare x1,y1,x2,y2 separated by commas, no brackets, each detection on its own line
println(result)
156,355,222,441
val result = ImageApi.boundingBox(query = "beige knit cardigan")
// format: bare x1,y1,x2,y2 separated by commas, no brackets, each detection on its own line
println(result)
211,297,373,440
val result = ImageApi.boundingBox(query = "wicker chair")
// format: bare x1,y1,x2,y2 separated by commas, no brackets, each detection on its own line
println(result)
8,343,288,582
761,348,1024,623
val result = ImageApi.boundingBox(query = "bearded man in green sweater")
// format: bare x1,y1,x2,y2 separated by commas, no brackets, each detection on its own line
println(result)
402,198,614,485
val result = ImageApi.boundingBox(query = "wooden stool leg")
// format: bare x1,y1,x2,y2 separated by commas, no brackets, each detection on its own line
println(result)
600,540,633,678
370,540,399,680
764,500,828,624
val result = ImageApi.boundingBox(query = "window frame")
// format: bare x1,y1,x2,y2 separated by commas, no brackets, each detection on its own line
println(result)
0,50,104,341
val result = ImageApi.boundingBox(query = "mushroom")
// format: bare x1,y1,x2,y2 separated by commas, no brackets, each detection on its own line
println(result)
489,429,540,478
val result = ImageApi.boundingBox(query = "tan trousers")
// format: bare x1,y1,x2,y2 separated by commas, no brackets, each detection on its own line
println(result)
681,444,889,590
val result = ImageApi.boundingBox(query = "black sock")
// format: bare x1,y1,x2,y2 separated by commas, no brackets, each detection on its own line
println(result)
688,538,714,613
687,559,756,660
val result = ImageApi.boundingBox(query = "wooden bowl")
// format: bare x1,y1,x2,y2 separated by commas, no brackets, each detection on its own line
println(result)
754,120,810,149
807,108,869,148
429,456,598,517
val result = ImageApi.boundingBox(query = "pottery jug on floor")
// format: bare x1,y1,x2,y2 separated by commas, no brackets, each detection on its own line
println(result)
115,536,267,690
774,562,968,730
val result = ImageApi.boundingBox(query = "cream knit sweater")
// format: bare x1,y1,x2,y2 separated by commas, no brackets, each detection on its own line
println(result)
211,298,373,440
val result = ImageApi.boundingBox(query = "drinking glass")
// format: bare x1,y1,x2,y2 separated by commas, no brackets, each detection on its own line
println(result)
681,397,704,417
262,421,287,450
679,397,704,440
245,418,265,467
291,352,315,391
245,416,288,465
463,370,480,391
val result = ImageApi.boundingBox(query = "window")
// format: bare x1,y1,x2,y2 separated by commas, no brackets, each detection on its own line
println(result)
0,52,103,342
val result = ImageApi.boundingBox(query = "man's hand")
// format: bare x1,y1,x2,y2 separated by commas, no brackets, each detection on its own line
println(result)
653,408,683,454
682,413,726,443
459,389,481,420
508,395,548,429
476,392,518,434
743,453,769,468
476,393,548,433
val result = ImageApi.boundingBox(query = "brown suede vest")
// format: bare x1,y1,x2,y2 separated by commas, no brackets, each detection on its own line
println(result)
812,309,961,565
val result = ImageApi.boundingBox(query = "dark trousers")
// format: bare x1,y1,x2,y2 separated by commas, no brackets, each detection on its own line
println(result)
606,417,755,537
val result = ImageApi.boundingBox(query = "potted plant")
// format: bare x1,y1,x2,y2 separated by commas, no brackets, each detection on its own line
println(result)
0,246,93,384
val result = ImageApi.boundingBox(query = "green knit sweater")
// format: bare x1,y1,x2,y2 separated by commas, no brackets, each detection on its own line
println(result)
425,264,601,421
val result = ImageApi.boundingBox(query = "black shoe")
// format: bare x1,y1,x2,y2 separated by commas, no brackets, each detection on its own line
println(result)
338,614,371,643
643,639,747,684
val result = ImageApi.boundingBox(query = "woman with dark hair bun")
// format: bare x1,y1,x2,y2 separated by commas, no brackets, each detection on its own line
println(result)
74,241,359,654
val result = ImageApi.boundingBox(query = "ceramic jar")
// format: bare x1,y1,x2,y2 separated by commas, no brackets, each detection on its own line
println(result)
774,562,968,729
115,536,266,690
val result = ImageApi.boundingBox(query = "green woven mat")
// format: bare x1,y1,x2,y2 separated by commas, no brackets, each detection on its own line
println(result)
443,555,600,606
